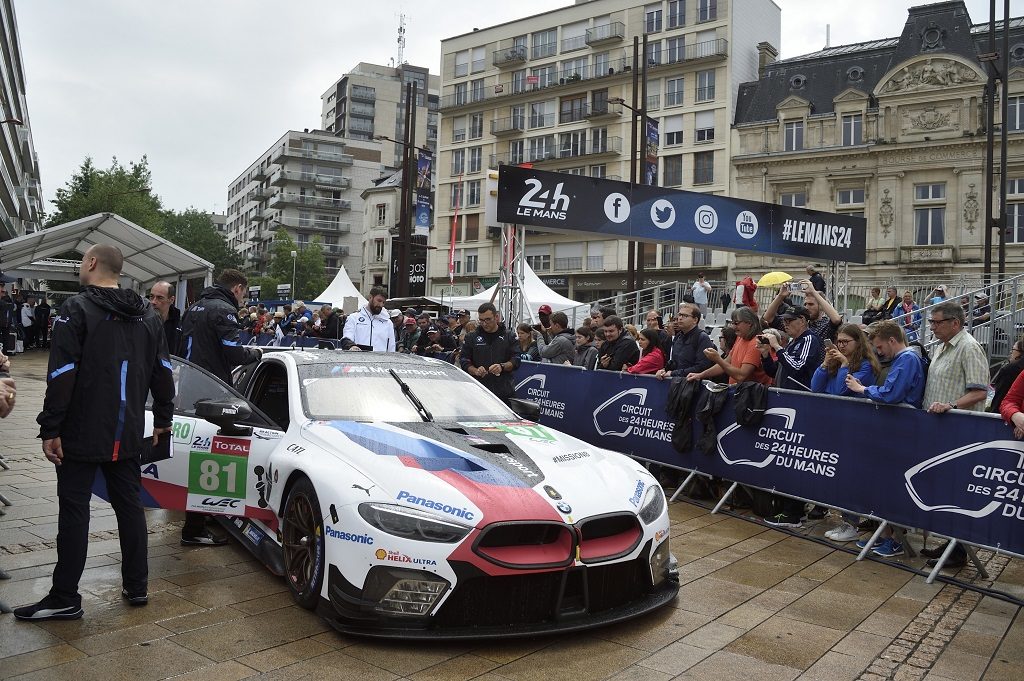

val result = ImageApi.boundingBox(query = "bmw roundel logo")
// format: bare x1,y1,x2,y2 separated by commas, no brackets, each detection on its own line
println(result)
477,335,483,342
556,501,572,514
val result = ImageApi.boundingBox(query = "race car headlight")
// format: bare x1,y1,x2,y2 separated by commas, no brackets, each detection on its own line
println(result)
638,484,665,525
358,503,471,543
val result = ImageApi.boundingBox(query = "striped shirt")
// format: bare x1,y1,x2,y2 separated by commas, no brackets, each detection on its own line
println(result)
922,329,989,411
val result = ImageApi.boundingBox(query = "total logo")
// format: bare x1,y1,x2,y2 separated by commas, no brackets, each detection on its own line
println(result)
604,193,631,224
211,436,250,457
650,199,675,229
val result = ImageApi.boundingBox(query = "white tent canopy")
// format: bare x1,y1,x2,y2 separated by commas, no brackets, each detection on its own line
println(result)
315,264,368,311
0,212,214,290
429,263,589,322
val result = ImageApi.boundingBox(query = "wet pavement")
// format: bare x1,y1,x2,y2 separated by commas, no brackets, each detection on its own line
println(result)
2,349,1023,680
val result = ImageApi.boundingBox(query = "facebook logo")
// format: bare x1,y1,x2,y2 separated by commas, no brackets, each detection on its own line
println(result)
603,193,631,224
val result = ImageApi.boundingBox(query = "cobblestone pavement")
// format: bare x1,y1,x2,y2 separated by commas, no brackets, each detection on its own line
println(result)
2,349,1023,680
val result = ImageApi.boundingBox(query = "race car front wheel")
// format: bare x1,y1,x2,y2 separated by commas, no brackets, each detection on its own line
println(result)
282,475,325,610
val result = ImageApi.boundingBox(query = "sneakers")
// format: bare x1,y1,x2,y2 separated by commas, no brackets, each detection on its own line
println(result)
806,506,827,520
872,538,905,557
762,513,803,528
825,522,859,542
121,588,148,607
181,530,229,546
855,537,883,550
13,596,84,621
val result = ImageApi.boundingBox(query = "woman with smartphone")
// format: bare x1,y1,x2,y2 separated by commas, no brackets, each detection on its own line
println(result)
811,324,880,397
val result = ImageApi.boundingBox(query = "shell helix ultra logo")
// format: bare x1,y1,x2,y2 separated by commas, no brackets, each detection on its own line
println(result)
904,440,1024,519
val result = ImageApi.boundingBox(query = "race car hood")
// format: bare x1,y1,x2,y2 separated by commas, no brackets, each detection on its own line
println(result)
301,419,653,526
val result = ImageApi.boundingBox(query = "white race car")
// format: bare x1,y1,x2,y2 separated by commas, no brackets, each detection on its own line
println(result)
129,350,677,638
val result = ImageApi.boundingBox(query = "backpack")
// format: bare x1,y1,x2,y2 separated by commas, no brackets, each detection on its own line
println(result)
908,341,931,375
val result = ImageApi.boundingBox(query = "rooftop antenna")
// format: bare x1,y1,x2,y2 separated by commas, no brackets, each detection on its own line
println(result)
826,24,831,49
397,13,407,66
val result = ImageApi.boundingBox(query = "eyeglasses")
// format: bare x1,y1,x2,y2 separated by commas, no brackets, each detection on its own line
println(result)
928,318,954,326
835,339,852,346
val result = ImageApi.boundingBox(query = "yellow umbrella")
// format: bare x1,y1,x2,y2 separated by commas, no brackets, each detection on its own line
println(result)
757,271,792,287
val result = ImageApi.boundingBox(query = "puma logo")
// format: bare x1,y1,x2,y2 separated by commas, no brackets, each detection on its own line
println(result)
352,483,374,496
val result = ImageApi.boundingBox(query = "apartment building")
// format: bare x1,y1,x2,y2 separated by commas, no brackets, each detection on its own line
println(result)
433,0,780,300
223,130,381,284
0,0,42,242
731,0,1024,283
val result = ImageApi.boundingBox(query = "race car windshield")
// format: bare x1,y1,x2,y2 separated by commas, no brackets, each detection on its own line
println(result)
297,363,517,422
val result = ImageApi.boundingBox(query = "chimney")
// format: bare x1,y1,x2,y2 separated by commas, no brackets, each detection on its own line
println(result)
757,42,779,77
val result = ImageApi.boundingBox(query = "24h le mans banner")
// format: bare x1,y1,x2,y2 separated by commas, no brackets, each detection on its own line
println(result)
496,166,867,264
514,363,1023,556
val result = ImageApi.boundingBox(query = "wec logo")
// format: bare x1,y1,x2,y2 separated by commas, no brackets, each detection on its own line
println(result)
516,178,569,220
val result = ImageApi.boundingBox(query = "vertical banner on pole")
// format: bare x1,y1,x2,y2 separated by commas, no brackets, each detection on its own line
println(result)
644,119,659,187
449,174,463,285
414,151,433,238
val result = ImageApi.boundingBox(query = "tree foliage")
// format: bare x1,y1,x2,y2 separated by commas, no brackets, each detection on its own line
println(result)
160,208,242,274
47,156,164,232
252,228,327,301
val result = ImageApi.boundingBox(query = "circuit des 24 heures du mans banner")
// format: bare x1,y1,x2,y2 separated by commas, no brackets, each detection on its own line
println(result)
496,166,867,264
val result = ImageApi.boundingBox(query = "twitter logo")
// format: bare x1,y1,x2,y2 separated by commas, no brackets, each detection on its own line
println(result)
650,199,676,230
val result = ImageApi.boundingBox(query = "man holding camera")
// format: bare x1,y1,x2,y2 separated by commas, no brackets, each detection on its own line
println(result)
763,279,843,344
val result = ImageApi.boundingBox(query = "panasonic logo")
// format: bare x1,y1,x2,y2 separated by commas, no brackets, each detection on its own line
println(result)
396,490,475,520
324,527,374,544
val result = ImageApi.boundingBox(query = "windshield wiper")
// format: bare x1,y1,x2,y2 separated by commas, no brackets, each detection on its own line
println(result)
389,368,433,422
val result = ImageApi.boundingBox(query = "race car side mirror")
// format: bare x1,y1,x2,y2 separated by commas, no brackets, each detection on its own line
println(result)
507,398,541,422
195,398,254,437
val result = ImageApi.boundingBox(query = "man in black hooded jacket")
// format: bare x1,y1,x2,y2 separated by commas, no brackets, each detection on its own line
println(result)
460,302,519,401
177,269,261,545
15,244,175,622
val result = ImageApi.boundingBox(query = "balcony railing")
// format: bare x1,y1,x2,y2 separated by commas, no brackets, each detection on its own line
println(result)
252,166,268,180
268,193,352,211
554,257,583,271
248,187,269,201
554,136,623,160
491,116,526,135
586,22,625,45
561,35,587,52
252,208,267,222
493,45,527,67
350,86,376,102
272,146,353,166
531,41,557,60
270,169,349,188
278,217,352,234
587,255,604,270
695,86,716,102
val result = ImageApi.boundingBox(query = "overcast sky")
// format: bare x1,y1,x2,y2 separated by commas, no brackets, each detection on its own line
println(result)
14,0,1005,216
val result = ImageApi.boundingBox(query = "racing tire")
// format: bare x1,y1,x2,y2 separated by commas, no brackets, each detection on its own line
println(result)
281,476,326,610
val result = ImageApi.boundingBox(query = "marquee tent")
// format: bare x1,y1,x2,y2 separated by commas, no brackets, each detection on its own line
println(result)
428,263,588,322
315,265,367,311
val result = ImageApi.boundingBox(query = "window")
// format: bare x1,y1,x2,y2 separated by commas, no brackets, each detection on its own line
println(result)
694,110,714,142
664,155,683,186
509,139,525,165
913,183,945,246
560,94,587,123
666,78,685,106
562,21,587,52
453,82,468,106
454,50,469,78
564,167,586,175
452,115,466,142
374,238,385,262
692,248,712,266
464,248,479,274
696,70,715,102
526,244,551,272
529,135,556,161
376,204,387,226
451,149,465,175
594,52,610,77
467,180,481,206
780,192,806,207
512,69,528,94
591,88,608,115
667,37,685,64
1009,96,1023,132
665,114,684,146
591,127,608,153
641,243,657,268
449,182,464,210
561,56,589,80
530,100,555,128
587,242,604,270
555,242,583,270
470,78,485,102
468,147,482,173
532,29,557,59
645,4,663,32
469,113,483,139
837,188,865,206
784,121,804,151
669,1,685,28
590,164,606,178
531,64,556,88
693,151,714,184
646,40,662,66
661,245,680,268
471,47,486,73
560,130,587,158
842,113,863,146
465,213,480,241
697,0,717,22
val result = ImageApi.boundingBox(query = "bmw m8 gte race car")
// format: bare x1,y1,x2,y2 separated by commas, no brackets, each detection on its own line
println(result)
124,350,677,638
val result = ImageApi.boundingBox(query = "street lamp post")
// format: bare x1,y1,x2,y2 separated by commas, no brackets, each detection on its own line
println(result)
291,250,297,300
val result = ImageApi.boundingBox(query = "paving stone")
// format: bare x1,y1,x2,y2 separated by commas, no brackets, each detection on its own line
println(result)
496,636,645,681
725,615,846,670
636,639,713,675
406,653,502,681
0,644,87,680
675,650,801,681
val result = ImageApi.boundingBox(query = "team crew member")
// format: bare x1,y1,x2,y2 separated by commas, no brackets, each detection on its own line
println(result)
147,281,180,354
461,302,520,401
15,245,175,621
342,286,395,351
178,269,261,545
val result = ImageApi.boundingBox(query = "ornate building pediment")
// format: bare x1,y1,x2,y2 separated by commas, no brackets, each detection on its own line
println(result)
833,87,869,105
875,56,984,96
900,101,961,135
776,95,811,114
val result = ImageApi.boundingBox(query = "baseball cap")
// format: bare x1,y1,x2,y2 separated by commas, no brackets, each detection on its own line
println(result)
273,310,285,319
538,304,552,314
403,317,416,326
388,308,402,319
294,300,305,308
782,308,811,321
426,324,440,334
457,309,469,317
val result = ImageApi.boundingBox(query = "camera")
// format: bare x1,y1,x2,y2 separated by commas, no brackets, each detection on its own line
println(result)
787,282,803,292
757,335,769,344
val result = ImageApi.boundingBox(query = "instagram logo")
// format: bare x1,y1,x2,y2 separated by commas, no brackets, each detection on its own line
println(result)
694,205,718,234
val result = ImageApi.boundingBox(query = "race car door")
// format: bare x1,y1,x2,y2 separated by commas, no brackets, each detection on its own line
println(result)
137,358,283,523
